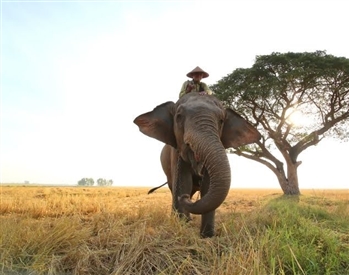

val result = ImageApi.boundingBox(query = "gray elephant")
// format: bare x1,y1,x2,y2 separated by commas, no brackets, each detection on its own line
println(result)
134,93,260,237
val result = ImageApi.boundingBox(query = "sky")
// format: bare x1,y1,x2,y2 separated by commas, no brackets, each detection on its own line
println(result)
1,0,348,189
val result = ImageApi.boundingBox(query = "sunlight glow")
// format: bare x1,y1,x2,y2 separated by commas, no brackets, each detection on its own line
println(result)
286,108,303,126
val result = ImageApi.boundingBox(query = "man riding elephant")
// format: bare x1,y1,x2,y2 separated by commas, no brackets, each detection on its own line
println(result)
134,91,261,237
179,66,213,98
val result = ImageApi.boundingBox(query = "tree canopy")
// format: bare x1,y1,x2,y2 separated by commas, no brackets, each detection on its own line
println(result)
211,51,349,195
77,178,95,186
97,178,113,186
77,178,113,186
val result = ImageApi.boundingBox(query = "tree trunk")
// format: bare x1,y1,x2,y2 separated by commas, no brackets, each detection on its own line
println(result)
277,163,301,195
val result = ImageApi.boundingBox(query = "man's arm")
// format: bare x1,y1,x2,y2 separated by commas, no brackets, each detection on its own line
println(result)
201,82,213,95
179,80,190,98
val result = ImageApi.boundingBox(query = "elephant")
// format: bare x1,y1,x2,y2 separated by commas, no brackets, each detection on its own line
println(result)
133,93,261,237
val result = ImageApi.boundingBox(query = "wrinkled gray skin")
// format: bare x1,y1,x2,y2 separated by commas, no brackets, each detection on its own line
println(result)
134,93,260,237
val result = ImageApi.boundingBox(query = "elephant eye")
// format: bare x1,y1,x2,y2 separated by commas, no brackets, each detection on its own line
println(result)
219,112,227,127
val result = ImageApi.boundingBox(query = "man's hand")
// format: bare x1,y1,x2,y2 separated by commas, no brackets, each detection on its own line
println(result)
199,91,207,95
186,83,194,93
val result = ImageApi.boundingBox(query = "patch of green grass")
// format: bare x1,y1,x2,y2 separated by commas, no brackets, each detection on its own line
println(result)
238,196,349,275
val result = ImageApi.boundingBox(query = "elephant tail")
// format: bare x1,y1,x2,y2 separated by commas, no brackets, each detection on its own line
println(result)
147,182,168,194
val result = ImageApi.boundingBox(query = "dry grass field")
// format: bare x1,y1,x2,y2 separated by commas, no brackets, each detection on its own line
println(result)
0,185,348,275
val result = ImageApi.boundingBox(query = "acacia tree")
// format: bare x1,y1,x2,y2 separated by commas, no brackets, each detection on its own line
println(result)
211,51,349,195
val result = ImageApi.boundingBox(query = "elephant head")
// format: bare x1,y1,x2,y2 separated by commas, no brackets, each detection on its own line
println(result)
134,93,261,215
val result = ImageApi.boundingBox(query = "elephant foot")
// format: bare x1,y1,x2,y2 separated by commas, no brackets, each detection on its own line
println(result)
200,227,214,238
200,211,215,238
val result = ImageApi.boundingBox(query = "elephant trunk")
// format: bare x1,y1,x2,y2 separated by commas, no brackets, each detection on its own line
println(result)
179,135,231,215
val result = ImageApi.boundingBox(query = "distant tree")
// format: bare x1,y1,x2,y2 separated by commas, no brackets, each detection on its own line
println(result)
107,179,113,186
77,178,94,186
97,178,113,186
77,178,86,186
211,51,349,195
97,178,107,186
87,178,94,186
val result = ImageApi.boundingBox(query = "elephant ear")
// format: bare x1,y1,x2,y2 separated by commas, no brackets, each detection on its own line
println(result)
221,109,261,149
133,101,177,148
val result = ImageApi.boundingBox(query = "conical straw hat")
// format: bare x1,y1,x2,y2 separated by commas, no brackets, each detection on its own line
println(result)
186,66,209,78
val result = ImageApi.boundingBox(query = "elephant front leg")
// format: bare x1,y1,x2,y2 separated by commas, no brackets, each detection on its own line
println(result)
201,211,215,238
200,169,215,238
172,156,193,221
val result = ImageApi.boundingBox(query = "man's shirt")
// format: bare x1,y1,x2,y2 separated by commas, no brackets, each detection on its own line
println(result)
179,80,213,98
